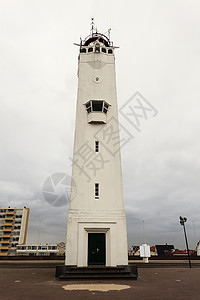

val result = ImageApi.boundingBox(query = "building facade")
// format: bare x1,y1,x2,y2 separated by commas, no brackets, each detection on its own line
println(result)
0,207,29,256
65,29,128,267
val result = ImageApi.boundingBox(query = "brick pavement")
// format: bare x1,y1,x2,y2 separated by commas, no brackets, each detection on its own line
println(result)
0,267,199,300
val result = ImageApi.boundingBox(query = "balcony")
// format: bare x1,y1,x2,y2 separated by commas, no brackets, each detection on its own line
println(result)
3,229,12,232
4,227,12,231
85,100,110,124
1,241,10,244
4,223,13,226
2,234,11,238
6,211,14,215
0,246,9,250
0,252,8,256
87,112,107,124
5,217,13,221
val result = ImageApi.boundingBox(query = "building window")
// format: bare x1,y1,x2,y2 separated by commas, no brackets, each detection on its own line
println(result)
14,226,21,230
15,215,22,218
108,49,113,54
1,249,8,253
86,101,92,113
95,183,99,199
92,101,103,111
95,43,100,52
15,220,21,224
88,47,93,52
103,102,109,114
13,237,19,242
101,48,106,53
95,141,99,152
80,48,86,53
13,231,20,236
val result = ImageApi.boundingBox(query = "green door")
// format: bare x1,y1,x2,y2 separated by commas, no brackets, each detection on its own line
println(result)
88,233,106,265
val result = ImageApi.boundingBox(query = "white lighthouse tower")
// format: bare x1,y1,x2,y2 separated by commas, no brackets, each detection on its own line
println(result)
65,25,128,268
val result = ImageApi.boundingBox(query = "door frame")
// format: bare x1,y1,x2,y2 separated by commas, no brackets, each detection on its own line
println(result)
77,222,117,267
86,228,109,266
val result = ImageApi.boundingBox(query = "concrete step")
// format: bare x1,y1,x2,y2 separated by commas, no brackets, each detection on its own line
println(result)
56,265,138,280
59,274,137,280
63,271,131,276
66,267,127,273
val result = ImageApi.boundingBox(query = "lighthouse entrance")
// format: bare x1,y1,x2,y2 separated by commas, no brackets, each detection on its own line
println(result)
88,233,106,265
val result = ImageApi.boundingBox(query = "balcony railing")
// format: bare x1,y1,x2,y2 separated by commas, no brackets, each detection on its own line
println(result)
6,212,14,215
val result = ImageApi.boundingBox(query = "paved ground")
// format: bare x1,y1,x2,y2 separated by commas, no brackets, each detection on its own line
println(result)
0,267,200,300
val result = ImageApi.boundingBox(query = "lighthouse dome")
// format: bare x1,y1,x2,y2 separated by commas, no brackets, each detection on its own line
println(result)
82,32,113,47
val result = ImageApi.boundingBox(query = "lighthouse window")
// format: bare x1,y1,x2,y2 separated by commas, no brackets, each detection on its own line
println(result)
95,43,100,52
85,100,109,115
92,101,103,112
95,183,99,199
95,141,99,152
101,48,106,53
80,48,86,53
108,49,113,54
87,107,91,113
103,102,109,114
88,47,93,52
85,101,92,113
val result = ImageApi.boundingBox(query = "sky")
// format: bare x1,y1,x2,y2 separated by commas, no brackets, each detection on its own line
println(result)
0,0,200,250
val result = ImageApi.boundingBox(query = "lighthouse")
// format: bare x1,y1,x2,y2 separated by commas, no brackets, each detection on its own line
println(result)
65,24,128,268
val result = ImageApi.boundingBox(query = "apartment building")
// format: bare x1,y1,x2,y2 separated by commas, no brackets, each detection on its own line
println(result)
0,207,30,256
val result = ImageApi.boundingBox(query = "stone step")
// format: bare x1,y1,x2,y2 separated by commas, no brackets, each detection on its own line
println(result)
59,274,137,280
56,265,138,280
63,271,131,276
66,267,127,273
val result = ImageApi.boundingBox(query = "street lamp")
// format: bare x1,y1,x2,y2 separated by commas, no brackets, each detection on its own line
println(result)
179,216,191,268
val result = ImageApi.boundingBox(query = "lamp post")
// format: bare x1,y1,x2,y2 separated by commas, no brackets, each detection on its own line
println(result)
179,216,191,268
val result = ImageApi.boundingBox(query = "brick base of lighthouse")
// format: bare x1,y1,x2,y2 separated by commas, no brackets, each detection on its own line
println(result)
64,215,129,267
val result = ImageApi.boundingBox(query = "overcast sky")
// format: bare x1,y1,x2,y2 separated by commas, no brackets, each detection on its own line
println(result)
0,0,200,250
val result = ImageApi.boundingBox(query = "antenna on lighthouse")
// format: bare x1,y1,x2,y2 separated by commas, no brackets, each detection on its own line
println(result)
90,17,95,35
108,28,111,40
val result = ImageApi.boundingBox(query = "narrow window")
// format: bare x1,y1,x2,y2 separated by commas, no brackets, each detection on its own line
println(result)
103,102,109,114
95,43,100,52
95,141,99,152
85,101,92,113
95,183,99,199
